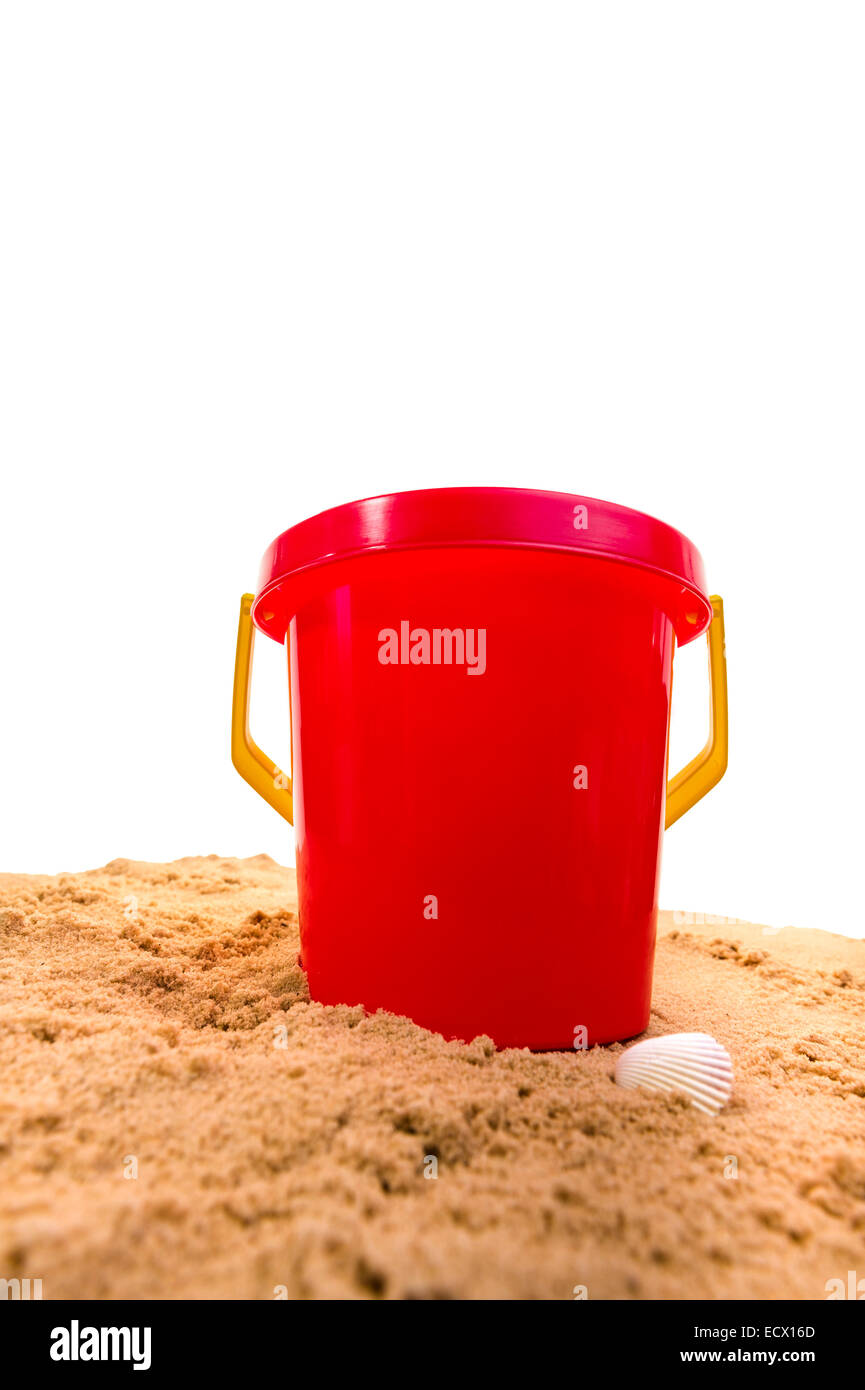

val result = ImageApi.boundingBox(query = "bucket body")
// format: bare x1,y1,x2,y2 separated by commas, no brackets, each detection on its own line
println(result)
287,546,674,1048
233,488,727,1050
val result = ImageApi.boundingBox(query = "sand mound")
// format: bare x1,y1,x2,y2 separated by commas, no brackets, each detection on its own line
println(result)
1,855,863,1300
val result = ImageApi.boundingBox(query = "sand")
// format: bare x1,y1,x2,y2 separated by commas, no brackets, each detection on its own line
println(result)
0,854,863,1301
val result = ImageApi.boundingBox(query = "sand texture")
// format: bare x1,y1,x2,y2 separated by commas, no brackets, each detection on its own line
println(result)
1,854,863,1301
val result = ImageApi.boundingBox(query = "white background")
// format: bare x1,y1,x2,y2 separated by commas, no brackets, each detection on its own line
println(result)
1,3,862,937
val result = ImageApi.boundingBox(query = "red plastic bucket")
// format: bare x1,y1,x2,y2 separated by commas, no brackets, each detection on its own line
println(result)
232,488,727,1049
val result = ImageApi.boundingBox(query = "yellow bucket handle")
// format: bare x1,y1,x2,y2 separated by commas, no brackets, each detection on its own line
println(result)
231,594,293,824
231,589,726,833
666,595,728,828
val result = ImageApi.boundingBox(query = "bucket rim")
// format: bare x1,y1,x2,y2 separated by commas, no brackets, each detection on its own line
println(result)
251,487,713,645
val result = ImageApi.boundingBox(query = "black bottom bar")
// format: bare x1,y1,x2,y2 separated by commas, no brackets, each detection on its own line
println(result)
5,1298,857,1377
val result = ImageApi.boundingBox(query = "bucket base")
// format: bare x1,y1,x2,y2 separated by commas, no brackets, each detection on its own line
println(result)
304,974,652,1052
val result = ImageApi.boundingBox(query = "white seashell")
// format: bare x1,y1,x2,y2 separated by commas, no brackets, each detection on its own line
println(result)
615,1032,733,1116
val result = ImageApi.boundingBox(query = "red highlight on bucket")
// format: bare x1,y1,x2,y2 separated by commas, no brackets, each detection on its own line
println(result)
232,488,728,1050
